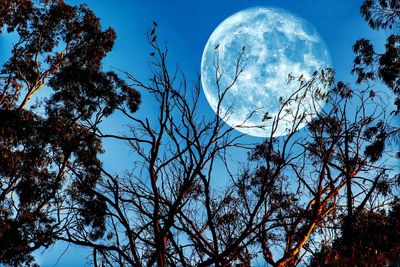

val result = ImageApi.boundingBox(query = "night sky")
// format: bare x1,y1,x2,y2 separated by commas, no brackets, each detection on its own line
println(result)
0,0,390,266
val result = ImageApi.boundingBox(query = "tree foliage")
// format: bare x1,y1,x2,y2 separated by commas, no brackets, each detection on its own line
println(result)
311,0,400,265
310,201,400,267
56,35,396,267
353,0,400,114
0,0,139,265
0,0,398,266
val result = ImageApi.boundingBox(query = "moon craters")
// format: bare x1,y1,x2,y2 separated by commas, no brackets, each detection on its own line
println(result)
201,7,331,137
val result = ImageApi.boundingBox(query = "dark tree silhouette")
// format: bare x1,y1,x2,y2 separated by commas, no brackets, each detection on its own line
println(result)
0,0,398,267
353,0,400,114
234,73,397,267
0,0,139,266
310,201,400,267
55,30,249,267
54,34,396,267
333,0,400,264
306,1,400,266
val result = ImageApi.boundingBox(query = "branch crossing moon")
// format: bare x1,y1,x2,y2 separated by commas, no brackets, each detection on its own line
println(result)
201,7,332,137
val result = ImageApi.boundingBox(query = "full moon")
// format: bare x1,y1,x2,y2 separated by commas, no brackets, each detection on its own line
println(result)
201,7,332,137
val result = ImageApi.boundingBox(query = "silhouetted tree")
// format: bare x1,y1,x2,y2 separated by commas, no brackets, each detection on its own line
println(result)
353,0,400,114
230,73,397,267
56,32,396,267
1,0,398,266
310,201,400,267
334,0,400,263
0,0,139,265
55,28,249,267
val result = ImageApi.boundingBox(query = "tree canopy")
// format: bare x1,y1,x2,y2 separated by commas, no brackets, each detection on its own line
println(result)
0,0,398,266
0,0,139,265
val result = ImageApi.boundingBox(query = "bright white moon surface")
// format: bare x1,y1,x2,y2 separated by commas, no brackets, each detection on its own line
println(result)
201,7,332,137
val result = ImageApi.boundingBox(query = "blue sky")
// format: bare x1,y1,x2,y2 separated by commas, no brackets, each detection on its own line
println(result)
59,0,388,173
0,0,390,266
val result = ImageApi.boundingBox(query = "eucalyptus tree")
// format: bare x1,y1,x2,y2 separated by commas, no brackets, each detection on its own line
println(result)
0,0,139,265
353,0,400,114
49,2,398,265
56,29,250,266
309,0,400,265
58,32,396,267
0,0,398,267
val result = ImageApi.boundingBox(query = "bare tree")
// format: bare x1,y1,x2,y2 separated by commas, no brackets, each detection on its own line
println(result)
189,70,396,267
56,31,250,266
248,78,397,267
54,25,397,267
1,1,397,267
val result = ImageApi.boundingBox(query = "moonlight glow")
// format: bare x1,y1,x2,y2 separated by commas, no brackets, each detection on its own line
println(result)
201,7,332,137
